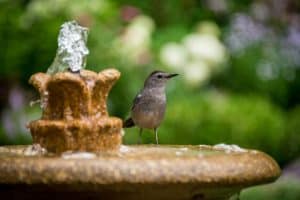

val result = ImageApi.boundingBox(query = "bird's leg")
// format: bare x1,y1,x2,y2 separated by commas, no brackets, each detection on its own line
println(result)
154,128,159,145
138,128,143,144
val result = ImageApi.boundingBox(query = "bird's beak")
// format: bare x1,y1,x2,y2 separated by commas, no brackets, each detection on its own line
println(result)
166,73,179,79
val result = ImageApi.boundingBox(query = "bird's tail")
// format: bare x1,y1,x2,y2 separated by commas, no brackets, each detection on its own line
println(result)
123,118,135,128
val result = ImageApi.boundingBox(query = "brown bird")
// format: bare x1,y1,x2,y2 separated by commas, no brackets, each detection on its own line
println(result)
123,71,178,144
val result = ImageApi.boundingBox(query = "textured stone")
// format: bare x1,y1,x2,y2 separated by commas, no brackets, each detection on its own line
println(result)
0,145,281,200
28,69,122,153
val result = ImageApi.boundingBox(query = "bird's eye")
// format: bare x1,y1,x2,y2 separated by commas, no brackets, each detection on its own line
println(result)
157,74,163,79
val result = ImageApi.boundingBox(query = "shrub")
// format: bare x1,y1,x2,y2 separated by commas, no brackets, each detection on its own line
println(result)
280,106,300,164
240,177,300,200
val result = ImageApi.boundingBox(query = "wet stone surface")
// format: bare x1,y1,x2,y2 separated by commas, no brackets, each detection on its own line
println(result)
0,144,281,200
28,69,123,153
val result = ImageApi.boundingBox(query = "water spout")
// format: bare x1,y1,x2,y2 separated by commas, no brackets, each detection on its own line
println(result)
47,21,89,74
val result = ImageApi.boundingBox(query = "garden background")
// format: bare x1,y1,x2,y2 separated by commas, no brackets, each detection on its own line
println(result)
0,0,300,199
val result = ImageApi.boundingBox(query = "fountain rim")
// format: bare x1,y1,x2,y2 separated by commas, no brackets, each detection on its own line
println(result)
0,144,281,187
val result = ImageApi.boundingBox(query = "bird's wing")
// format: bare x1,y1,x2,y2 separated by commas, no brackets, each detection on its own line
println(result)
131,93,142,110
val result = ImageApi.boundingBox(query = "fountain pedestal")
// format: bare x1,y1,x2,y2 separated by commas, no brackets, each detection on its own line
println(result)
0,145,280,200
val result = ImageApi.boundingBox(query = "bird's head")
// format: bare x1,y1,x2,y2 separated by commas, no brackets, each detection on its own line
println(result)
144,71,178,88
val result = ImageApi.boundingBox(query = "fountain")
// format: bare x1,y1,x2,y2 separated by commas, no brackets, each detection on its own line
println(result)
0,21,280,200
29,21,122,153
28,67,122,153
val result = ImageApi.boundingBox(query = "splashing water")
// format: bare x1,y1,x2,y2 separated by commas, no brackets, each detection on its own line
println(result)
47,21,89,74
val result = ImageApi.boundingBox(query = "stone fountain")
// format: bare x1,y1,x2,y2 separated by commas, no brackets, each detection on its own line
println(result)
28,21,122,153
28,68,122,153
0,21,280,200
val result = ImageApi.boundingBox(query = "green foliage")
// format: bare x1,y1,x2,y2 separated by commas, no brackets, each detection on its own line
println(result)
152,24,190,52
280,106,300,164
214,44,294,108
241,177,300,200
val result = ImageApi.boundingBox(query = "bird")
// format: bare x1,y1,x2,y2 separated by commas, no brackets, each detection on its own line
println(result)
123,70,178,144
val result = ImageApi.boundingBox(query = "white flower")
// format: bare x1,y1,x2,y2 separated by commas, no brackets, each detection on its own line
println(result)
183,60,211,86
160,42,187,69
196,21,221,37
158,21,227,88
183,33,226,66
124,16,154,51
116,15,155,64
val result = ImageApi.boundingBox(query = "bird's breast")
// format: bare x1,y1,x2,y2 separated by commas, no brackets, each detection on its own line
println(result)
131,95,166,129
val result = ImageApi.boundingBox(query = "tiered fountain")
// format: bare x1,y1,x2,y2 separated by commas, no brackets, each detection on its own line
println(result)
0,21,280,200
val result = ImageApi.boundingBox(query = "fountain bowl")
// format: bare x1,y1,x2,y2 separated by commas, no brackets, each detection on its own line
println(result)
0,144,280,200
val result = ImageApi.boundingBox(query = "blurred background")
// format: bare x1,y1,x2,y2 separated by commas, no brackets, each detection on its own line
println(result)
0,0,299,199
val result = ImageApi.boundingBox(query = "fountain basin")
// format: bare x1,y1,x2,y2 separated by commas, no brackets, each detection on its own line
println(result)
0,145,280,200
